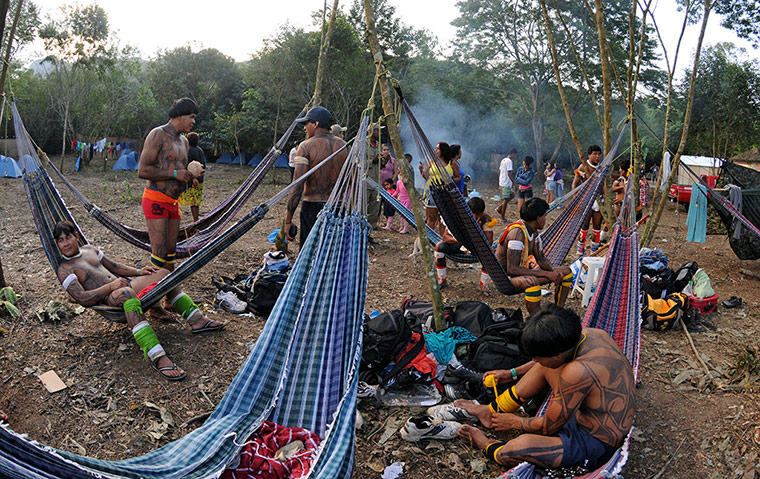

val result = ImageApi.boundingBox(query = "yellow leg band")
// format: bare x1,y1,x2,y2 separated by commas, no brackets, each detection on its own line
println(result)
150,254,166,268
489,385,525,413
562,272,573,287
525,285,542,303
165,253,175,265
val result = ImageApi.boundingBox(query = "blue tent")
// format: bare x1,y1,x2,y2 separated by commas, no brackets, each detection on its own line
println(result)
247,152,264,167
112,151,138,170
0,155,21,178
274,153,290,168
216,152,234,164
233,151,250,165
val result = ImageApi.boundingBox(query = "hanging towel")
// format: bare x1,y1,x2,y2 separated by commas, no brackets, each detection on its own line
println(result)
424,326,477,364
726,184,743,239
686,181,707,243
659,152,671,192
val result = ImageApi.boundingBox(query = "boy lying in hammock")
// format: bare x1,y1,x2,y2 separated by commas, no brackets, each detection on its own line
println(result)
431,305,635,471
53,221,224,381
495,198,574,315
434,196,497,293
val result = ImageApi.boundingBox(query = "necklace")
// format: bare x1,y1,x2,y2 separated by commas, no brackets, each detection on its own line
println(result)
61,251,82,260
572,333,587,360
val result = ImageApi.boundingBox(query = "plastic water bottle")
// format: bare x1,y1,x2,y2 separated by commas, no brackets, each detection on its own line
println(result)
683,281,693,296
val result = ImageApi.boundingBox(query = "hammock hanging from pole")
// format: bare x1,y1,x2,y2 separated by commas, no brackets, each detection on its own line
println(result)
16,103,307,258
14,102,349,322
506,179,641,479
0,114,372,479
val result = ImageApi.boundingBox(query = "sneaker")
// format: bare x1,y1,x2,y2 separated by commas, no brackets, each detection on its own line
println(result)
427,402,478,422
443,363,483,385
357,381,377,398
444,382,476,401
399,415,461,442
590,242,600,254
213,291,247,314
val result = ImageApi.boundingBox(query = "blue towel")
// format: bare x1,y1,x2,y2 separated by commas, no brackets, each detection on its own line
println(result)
686,182,707,243
424,326,477,364
267,229,286,244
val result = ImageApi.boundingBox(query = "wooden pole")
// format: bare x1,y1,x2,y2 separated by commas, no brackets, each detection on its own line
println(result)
312,0,339,107
363,0,445,331
0,0,16,291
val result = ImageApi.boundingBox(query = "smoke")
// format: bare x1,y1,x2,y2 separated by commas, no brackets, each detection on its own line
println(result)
398,86,529,190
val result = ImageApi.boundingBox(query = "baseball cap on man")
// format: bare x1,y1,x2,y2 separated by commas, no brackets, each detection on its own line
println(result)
331,124,347,135
296,106,333,127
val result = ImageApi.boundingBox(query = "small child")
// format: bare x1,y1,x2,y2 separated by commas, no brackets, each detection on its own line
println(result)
382,179,397,231
396,174,411,234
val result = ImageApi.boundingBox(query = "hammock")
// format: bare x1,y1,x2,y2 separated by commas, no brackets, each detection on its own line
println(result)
18,103,306,258
0,115,371,479
714,162,760,260
14,103,348,322
682,161,760,260
506,178,641,479
364,177,479,264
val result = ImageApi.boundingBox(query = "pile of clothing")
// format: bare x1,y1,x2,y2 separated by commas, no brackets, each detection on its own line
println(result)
212,251,291,315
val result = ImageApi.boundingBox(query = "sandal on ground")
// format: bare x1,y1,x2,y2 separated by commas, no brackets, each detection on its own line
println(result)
152,358,186,381
191,319,226,334
721,296,742,309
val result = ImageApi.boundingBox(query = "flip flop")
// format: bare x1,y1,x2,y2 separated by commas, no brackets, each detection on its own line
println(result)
191,320,226,334
152,359,186,382
721,296,742,309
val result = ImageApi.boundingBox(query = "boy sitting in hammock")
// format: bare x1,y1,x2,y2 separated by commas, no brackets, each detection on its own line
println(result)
495,198,573,315
431,305,635,471
434,196,497,293
53,221,224,382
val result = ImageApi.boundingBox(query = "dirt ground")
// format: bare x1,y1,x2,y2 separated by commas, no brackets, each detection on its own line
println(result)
1,158,759,478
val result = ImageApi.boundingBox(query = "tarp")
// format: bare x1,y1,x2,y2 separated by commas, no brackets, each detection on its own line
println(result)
676,155,722,185
112,151,139,170
0,155,21,178
248,152,264,167
216,152,234,164
274,153,290,168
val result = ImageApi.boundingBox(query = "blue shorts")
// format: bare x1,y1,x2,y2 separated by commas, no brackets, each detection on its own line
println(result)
517,187,533,200
558,417,617,470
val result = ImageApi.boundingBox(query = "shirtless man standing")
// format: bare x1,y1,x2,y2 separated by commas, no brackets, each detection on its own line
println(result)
573,145,604,255
53,221,224,381
431,305,635,471
285,106,347,246
138,97,199,273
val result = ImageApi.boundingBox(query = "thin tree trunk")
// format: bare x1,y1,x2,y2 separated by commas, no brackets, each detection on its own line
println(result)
642,0,712,247
593,0,615,227
0,256,5,288
363,0,445,331
312,0,339,107
60,103,69,171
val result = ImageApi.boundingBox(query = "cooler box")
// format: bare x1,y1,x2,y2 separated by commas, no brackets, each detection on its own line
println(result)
689,293,718,313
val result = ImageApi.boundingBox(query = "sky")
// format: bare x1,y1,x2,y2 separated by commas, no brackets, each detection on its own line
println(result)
27,0,759,68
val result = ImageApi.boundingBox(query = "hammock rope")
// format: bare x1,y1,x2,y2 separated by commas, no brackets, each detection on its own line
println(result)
0,114,372,479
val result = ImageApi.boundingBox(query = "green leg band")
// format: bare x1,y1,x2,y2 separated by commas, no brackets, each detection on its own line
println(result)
132,321,164,361
123,298,143,316
150,254,166,268
170,293,200,322
524,285,542,303
166,253,176,265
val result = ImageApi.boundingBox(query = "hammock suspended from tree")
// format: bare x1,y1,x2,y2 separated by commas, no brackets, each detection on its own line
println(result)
398,86,628,294
364,176,479,264
710,161,760,260
17,103,306,258
506,179,641,479
14,102,348,322
0,115,372,479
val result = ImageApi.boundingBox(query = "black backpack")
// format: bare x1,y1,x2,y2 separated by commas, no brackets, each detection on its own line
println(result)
360,310,425,386
247,271,288,317
452,300,494,336
466,317,529,372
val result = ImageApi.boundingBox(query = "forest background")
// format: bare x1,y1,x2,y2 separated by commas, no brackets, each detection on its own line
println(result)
3,0,760,178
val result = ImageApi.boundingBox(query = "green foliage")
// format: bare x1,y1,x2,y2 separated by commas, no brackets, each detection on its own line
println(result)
1,0,41,56
121,179,133,202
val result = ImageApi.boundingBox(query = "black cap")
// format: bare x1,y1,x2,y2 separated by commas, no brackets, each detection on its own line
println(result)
295,106,333,128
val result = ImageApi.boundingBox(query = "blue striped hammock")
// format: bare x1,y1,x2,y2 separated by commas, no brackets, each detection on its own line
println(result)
0,116,372,479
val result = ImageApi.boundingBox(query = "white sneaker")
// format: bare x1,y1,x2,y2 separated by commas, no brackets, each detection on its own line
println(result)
214,291,247,314
399,415,461,442
357,381,377,398
427,402,478,423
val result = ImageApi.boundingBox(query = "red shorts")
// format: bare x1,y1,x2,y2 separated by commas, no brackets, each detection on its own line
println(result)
142,189,181,220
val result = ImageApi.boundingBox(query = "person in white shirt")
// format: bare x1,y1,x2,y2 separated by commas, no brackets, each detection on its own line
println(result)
496,149,517,221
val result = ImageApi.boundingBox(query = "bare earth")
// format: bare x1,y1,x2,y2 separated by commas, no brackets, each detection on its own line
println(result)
1,158,759,478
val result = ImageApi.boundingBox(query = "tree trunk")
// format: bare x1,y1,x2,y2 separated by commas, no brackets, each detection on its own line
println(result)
593,0,615,227
642,0,712,247
363,0,445,331
312,0,339,107
60,103,69,171
0,255,5,288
